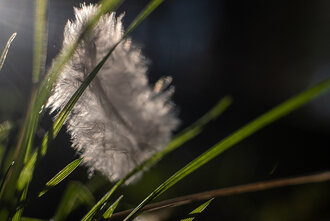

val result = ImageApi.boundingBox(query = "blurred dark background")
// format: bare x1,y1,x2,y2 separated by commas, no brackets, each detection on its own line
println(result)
0,0,330,220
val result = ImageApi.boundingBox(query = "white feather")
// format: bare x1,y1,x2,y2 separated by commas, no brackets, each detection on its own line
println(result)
47,4,179,182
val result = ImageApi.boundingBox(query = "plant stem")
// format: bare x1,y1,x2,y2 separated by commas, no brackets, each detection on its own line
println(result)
111,171,330,219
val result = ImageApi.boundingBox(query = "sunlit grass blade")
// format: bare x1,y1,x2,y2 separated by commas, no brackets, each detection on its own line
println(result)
17,151,37,191
123,78,330,220
32,0,48,83
180,198,214,221
0,32,16,72
124,0,163,37
38,158,82,197
12,187,28,221
81,96,231,221
54,181,95,221
81,181,123,221
103,195,123,219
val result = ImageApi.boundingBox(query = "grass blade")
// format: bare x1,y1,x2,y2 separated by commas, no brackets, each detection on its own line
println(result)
103,195,123,219
38,158,82,197
123,78,330,220
32,0,48,83
54,181,95,221
0,32,16,72
124,0,163,37
180,198,214,221
81,181,123,221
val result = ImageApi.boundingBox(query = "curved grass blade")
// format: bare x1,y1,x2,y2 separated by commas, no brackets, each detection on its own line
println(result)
32,0,48,83
12,186,28,221
17,151,37,191
81,180,123,221
180,198,214,221
0,33,16,72
103,195,123,219
38,158,82,197
81,96,231,221
54,181,94,221
123,78,330,220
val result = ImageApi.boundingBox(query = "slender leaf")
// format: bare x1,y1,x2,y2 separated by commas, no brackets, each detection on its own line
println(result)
124,0,163,37
54,181,95,221
32,0,48,83
123,78,330,220
12,187,28,221
181,198,214,221
81,181,123,221
103,195,123,219
0,33,16,72
39,158,82,197
17,151,37,191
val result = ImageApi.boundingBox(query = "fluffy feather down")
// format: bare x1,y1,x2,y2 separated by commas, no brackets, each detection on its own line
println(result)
47,4,179,182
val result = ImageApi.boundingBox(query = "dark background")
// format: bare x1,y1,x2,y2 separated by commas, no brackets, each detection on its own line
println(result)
0,0,330,220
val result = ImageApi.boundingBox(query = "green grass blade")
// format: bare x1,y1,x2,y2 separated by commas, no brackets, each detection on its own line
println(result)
103,195,123,219
38,158,82,197
123,78,330,220
180,198,214,221
32,0,48,83
0,32,16,72
12,187,28,221
124,0,163,37
17,151,37,191
81,96,231,221
81,181,123,221
54,181,95,221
